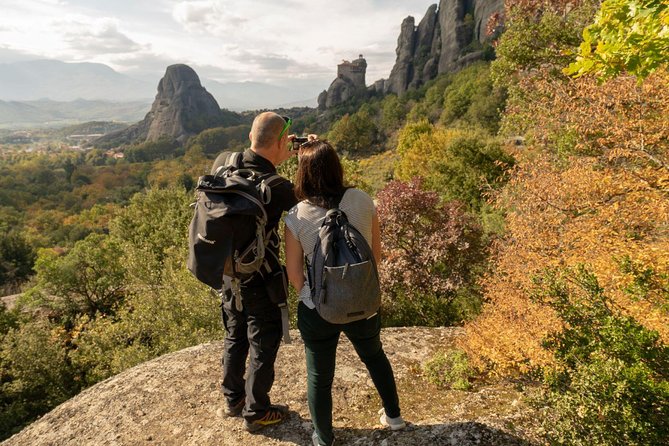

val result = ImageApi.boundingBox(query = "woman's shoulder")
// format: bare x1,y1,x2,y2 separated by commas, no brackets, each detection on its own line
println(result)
286,200,325,220
344,188,374,207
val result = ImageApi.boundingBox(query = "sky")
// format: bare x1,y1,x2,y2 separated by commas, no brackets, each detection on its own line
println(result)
0,0,436,90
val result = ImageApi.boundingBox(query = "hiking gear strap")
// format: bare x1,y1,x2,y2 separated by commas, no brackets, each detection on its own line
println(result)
223,275,243,312
280,303,291,344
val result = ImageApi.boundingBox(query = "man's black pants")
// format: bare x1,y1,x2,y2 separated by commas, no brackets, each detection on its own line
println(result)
221,285,282,421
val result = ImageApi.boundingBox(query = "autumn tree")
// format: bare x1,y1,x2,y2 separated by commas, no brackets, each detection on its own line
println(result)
376,178,485,325
462,55,669,374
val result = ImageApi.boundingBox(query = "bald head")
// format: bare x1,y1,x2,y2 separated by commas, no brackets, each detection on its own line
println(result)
250,112,287,150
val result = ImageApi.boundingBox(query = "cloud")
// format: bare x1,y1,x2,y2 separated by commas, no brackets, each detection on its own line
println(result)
59,18,145,56
0,46,43,63
172,1,246,34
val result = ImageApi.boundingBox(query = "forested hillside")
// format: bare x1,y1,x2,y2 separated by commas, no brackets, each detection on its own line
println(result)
1,0,667,444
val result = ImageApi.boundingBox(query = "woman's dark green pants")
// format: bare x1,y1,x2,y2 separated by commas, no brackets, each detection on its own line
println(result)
297,302,401,446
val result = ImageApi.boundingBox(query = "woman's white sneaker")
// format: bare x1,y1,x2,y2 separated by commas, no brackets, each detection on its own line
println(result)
378,408,406,430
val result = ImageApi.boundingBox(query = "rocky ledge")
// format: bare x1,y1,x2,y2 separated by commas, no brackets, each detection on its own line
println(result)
3,328,542,446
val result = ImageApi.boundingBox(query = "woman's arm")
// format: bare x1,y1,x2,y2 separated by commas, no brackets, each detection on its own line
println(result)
372,212,382,264
284,226,305,294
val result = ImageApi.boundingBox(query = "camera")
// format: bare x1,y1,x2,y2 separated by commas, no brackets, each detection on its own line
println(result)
291,136,309,151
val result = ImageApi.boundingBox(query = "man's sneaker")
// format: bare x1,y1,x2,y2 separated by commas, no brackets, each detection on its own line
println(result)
224,397,245,417
312,431,335,446
244,405,289,432
379,408,406,430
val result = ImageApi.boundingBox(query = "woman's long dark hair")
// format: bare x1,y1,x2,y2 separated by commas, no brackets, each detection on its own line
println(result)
294,140,347,209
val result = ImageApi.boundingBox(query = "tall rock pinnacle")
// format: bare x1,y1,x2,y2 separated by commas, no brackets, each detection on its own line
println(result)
94,64,224,146
144,64,223,143
384,0,504,95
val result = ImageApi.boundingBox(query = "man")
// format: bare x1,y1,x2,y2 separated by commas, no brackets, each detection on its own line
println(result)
215,112,297,432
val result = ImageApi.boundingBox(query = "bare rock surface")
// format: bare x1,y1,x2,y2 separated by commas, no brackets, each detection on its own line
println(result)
3,327,541,446
93,64,223,146
385,0,504,95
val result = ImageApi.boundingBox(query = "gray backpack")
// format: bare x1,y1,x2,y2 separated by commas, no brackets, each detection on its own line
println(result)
307,202,381,324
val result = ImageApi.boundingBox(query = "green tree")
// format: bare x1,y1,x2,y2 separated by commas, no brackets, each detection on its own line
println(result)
565,0,669,80
0,231,35,293
185,125,250,156
32,233,126,324
109,187,193,286
396,126,513,212
328,107,378,153
491,3,599,87
439,63,506,134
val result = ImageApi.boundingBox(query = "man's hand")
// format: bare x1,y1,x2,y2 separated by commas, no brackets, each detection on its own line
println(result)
276,134,298,165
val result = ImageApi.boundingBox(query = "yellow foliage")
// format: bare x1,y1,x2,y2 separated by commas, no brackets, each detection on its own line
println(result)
395,126,469,181
460,70,669,375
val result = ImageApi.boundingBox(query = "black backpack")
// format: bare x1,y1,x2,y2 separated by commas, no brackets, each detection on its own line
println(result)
307,196,381,324
187,152,285,293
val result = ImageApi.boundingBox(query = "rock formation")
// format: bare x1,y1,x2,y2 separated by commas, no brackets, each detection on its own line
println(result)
385,0,504,95
95,64,224,146
317,55,368,110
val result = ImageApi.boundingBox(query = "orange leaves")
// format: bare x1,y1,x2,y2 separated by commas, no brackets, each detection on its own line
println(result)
461,69,669,375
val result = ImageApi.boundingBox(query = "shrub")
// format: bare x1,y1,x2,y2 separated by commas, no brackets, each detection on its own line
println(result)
0,320,79,440
534,267,669,446
423,349,473,391
377,178,486,325
70,263,219,385
382,286,484,327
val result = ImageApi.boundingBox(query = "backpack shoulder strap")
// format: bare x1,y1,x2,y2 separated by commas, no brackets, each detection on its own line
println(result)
257,173,288,205
211,151,244,176
229,151,243,168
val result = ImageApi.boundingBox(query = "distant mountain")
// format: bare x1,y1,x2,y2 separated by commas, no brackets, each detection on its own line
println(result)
0,99,150,128
0,59,318,113
0,60,154,102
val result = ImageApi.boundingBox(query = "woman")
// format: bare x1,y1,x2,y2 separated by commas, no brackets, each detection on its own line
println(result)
283,140,405,446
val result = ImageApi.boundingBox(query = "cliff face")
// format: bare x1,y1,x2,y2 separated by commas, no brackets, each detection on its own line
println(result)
385,0,504,95
94,64,224,146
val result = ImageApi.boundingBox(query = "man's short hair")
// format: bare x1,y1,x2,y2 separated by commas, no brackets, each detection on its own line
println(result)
250,112,286,149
